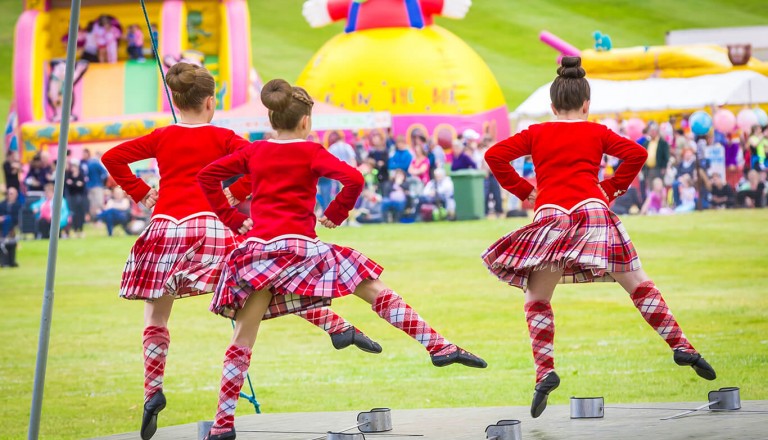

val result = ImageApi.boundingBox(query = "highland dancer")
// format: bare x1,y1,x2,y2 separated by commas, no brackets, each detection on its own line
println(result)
197,78,486,440
482,57,716,418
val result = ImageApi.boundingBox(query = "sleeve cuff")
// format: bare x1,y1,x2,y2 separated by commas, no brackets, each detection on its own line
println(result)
125,183,151,204
323,201,349,226
512,181,535,201
221,210,249,233
599,179,625,202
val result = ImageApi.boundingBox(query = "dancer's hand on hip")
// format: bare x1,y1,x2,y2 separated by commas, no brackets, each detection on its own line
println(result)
527,188,538,203
318,216,338,229
238,218,253,235
224,187,239,207
141,188,159,209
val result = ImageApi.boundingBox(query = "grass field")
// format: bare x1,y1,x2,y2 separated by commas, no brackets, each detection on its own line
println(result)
1,210,767,439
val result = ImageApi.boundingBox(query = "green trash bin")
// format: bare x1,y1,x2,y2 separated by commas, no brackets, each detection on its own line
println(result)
451,169,486,220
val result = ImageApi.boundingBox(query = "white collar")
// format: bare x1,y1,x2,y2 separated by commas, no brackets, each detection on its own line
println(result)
267,139,306,143
176,122,212,128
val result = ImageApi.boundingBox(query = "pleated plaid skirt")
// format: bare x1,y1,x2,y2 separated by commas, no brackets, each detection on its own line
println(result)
482,202,641,290
120,215,236,300
211,236,384,319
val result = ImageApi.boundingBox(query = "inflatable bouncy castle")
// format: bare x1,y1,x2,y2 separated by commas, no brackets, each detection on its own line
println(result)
8,0,257,161
540,30,768,80
298,0,510,146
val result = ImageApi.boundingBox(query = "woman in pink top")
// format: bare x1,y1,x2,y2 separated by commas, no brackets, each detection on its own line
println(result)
408,141,431,185
640,177,670,215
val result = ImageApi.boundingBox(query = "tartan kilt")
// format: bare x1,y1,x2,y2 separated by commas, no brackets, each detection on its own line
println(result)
119,216,237,300
481,202,641,290
211,236,384,319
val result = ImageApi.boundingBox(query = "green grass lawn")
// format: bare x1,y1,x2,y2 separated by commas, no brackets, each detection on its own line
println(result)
1,210,767,439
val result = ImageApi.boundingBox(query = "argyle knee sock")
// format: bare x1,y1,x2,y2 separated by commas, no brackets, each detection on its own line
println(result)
210,345,252,435
296,307,352,334
525,300,555,383
143,326,170,402
630,281,696,353
371,289,454,356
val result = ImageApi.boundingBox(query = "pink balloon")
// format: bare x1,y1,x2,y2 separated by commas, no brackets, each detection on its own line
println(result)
713,109,736,133
601,118,619,133
660,121,674,138
626,118,646,140
737,108,759,132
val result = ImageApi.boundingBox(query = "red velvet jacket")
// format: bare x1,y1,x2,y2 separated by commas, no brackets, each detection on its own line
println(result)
102,123,251,221
197,139,364,240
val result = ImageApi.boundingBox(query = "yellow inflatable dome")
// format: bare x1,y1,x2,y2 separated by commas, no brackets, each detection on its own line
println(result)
297,0,510,143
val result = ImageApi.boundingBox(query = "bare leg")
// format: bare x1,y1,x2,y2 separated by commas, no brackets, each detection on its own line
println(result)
145,294,174,328
231,289,273,348
525,264,564,303
353,278,386,304
354,278,486,368
608,267,650,295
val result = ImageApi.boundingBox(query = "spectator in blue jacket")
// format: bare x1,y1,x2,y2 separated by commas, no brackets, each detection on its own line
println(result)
82,149,108,220
388,135,413,174
0,187,22,238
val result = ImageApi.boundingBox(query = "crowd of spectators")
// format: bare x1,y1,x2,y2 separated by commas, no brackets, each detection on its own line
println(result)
2,116,764,264
0,147,149,264
610,120,768,215
316,128,509,224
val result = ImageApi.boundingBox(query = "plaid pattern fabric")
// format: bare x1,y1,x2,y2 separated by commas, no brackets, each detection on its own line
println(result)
371,289,452,355
482,202,641,290
525,301,555,383
142,326,169,402
212,345,251,433
631,281,695,353
296,307,352,334
120,216,237,300
211,237,384,319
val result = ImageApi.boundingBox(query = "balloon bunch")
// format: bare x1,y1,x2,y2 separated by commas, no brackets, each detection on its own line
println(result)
702,108,768,135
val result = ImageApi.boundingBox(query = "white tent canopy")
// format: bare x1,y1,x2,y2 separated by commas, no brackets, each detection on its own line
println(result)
511,70,768,118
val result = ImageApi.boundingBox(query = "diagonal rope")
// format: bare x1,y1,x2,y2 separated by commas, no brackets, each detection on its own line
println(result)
140,0,177,123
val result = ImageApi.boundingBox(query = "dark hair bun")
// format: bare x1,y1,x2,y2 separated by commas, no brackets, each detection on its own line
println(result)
557,56,586,79
166,63,197,93
261,79,293,112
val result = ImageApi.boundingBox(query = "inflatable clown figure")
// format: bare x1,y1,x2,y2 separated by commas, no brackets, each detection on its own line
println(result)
299,0,509,146
303,0,471,32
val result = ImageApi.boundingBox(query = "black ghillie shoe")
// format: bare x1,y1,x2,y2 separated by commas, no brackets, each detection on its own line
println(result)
330,327,382,354
140,390,166,440
204,427,236,440
674,350,717,381
531,372,560,418
431,345,487,368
